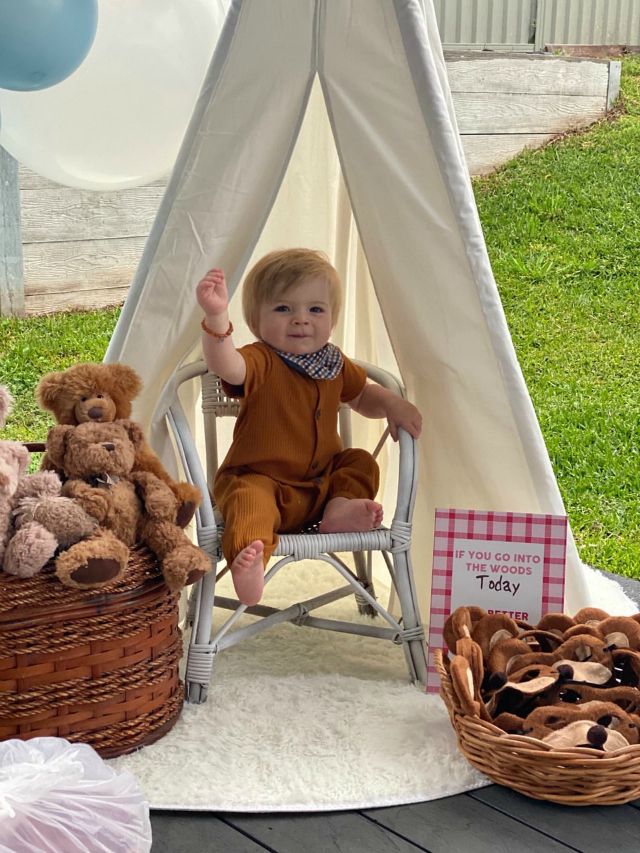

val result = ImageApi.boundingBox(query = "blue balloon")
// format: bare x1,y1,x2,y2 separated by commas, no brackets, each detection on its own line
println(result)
0,0,98,92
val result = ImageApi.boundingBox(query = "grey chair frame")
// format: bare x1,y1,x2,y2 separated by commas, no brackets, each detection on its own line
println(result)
167,359,428,703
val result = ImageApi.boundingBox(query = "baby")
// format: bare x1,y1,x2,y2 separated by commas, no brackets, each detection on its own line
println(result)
196,248,422,606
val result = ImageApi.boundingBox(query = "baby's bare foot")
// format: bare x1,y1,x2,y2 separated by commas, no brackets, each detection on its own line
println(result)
230,540,265,606
319,497,383,534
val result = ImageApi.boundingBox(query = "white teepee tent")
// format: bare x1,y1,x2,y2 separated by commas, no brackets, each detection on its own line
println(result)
105,0,626,617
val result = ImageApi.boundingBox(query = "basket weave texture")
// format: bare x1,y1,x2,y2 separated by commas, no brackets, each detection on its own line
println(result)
435,649,640,806
0,546,183,758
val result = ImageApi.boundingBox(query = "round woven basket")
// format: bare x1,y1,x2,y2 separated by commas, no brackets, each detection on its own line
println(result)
0,546,184,758
435,649,640,806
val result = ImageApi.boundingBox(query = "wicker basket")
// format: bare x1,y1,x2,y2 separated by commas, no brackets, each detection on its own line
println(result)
0,546,184,758
435,648,640,806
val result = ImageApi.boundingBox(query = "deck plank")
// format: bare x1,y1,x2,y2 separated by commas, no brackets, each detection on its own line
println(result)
363,793,573,852
225,812,428,852
150,812,270,853
469,787,640,853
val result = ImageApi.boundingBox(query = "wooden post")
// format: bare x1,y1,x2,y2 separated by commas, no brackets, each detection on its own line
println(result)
607,60,622,110
0,145,25,317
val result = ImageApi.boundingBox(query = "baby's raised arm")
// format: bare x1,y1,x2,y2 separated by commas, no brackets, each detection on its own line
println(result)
196,269,246,386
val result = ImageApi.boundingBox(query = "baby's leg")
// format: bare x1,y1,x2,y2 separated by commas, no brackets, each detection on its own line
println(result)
214,473,281,606
319,449,382,534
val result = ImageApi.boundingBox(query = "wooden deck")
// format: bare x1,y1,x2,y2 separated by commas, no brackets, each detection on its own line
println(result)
150,787,640,851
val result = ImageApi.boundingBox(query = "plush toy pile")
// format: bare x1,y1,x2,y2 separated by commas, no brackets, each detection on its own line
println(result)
443,605,640,752
1,363,211,594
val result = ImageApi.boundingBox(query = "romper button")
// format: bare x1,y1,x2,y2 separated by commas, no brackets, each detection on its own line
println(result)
311,461,318,470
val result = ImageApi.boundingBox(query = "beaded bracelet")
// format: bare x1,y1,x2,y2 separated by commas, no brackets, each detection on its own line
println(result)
201,317,234,341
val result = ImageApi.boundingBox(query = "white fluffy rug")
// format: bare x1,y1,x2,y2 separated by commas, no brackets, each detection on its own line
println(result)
109,561,636,812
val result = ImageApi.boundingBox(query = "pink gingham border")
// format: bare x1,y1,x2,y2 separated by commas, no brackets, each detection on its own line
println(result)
426,509,567,693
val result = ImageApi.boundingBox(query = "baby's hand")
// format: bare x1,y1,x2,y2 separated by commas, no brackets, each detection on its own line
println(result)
196,268,228,316
386,398,422,441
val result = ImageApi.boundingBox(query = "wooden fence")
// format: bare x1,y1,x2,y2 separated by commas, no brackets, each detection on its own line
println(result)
0,53,620,317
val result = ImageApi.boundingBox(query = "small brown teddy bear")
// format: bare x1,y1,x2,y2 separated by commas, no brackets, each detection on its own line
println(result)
46,419,212,592
37,362,202,527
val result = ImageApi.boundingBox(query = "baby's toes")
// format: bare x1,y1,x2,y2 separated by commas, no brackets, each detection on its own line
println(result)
369,502,383,526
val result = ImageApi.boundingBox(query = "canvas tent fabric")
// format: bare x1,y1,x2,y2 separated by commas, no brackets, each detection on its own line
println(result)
107,0,603,615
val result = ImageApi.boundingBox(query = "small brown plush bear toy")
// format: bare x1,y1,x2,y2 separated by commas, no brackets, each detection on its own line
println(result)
37,362,201,527
46,420,212,592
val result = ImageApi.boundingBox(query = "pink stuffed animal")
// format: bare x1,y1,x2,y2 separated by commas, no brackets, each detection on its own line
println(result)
0,385,57,573
0,385,96,579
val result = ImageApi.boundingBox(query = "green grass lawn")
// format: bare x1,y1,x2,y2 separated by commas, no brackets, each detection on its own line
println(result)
0,308,121,440
473,55,640,578
1,58,639,579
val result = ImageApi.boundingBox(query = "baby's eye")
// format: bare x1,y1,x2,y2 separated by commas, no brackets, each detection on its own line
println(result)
273,305,290,312
309,306,325,313
81,397,87,402
97,394,104,399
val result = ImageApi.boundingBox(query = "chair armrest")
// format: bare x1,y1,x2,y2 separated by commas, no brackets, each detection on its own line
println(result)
166,394,216,532
395,427,419,526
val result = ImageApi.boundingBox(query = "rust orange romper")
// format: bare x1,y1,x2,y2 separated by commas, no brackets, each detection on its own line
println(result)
214,341,380,566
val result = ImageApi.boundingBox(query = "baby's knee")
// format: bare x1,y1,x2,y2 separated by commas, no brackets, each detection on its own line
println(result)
339,447,375,466
342,448,379,479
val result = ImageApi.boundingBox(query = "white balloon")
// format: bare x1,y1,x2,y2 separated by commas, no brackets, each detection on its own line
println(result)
0,0,230,190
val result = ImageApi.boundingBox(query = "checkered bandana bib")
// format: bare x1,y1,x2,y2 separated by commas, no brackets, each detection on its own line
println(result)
274,343,344,380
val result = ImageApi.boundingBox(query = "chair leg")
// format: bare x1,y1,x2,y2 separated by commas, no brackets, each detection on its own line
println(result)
185,584,199,627
185,563,218,704
391,548,428,686
353,550,377,617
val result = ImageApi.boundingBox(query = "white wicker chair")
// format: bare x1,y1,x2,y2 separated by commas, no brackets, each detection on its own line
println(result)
167,359,428,703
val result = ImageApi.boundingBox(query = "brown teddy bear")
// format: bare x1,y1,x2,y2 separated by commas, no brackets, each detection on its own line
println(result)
45,419,212,592
36,362,202,527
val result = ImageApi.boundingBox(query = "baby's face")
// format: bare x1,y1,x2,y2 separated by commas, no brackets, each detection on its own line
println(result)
258,275,333,355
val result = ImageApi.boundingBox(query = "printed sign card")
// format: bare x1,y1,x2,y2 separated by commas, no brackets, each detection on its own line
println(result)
426,509,567,693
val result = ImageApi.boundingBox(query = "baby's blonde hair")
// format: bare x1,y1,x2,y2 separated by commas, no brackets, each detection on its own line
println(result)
242,248,342,337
